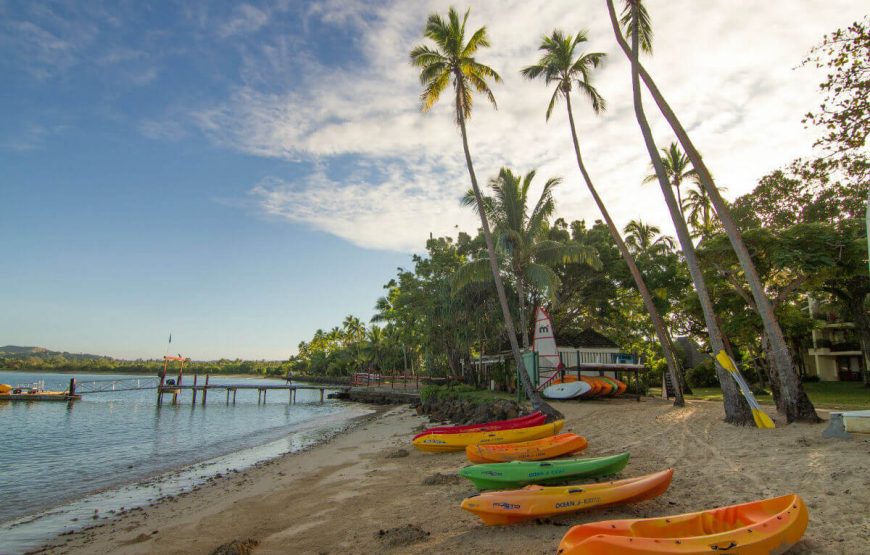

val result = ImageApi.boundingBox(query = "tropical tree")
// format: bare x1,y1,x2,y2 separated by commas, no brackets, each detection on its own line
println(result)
643,142,697,215
457,167,600,348
521,28,685,405
623,220,675,257
607,0,752,424
683,181,726,240
606,0,818,422
410,8,556,416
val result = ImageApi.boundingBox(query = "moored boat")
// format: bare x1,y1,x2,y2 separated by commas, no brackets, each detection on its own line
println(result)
466,432,588,463
557,493,808,554
413,420,564,453
459,453,630,490
460,468,673,525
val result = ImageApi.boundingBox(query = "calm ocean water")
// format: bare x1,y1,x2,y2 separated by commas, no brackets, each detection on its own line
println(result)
0,370,366,553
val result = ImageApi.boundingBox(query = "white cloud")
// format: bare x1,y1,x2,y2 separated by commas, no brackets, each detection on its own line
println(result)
219,4,270,38
139,119,187,142
194,0,866,252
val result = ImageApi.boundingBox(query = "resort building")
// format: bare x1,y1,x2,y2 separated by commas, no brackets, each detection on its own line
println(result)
803,298,867,381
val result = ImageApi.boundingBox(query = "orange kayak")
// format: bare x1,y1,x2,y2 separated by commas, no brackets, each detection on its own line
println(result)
580,377,603,397
557,494,808,554
460,469,673,525
597,377,619,396
413,421,564,453
612,378,628,395
466,433,588,463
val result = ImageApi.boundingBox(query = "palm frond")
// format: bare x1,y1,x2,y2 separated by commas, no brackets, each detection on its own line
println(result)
524,262,561,301
451,257,495,293
619,0,653,54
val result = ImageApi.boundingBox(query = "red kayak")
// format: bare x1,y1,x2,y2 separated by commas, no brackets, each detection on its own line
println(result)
413,411,545,440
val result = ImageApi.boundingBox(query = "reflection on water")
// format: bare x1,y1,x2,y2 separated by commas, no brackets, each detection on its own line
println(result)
0,370,363,553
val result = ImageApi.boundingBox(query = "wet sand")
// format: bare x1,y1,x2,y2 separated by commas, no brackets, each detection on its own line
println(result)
41,399,870,554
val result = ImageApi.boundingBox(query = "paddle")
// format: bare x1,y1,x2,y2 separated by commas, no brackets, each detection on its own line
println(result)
714,351,775,429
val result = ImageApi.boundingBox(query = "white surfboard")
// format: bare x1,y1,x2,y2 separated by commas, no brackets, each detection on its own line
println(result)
542,380,591,400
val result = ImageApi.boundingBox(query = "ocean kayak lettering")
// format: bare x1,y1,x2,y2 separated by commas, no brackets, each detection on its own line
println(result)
555,497,601,509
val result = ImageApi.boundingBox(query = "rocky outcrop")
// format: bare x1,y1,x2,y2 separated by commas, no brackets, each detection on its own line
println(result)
328,388,419,405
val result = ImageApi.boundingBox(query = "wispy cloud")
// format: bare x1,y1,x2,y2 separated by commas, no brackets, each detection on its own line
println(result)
139,119,187,142
186,0,867,251
219,4,270,38
1,122,67,152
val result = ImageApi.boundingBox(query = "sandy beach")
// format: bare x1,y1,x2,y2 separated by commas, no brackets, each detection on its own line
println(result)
39,398,869,555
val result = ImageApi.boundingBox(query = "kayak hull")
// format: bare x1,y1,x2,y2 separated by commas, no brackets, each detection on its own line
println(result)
459,453,630,490
557,494,808,554
413,420,564,453
413,411,545,440
543,381,591,400
466,433,588,463
460,469,673,525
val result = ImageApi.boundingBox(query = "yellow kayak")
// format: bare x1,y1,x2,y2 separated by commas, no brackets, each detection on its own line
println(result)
413,421,564,453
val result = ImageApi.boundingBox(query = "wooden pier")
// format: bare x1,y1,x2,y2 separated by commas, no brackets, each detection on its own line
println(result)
156,383,345,406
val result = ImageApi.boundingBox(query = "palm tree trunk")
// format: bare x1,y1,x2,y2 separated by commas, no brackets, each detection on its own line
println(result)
608,0,752,424
455,88,558,419
565,93,684,406
606,2,819,424
517,279,530,349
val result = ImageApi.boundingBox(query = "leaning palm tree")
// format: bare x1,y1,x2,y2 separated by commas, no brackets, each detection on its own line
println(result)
606,0,818,423
643,142,697,218
456,168,601,348
521,29,684,405
410,8,555,417
608,0,752,424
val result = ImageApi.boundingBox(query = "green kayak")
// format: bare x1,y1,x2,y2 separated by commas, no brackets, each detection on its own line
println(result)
459,452,630,491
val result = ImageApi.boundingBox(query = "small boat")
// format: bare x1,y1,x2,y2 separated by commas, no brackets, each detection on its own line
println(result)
466,433,588,463
413,420,564,453
460,469,673,525
543,381,591,400
0,383,81,402
413,411,545,440
459,453,630,491
597,377,619,396
557,494,808,554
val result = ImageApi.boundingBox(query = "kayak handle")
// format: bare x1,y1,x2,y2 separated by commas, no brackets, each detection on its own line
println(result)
710,542,737,550
567,488,585,494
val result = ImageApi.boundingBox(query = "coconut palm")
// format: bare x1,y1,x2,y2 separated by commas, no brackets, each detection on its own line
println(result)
521,29,685,405
606,0,818,424
643,142,697,217
682,182,726,240
623,220,675,257
607,0,752,424
410,8,555,416
456,168,601,348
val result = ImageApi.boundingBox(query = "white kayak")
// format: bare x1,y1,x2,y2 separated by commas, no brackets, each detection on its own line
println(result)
542,380,591,400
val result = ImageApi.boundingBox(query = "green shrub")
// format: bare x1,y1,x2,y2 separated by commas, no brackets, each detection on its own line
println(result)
687,359,720,388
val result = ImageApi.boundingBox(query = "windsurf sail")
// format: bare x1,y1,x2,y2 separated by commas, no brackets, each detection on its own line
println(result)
533,307,562,378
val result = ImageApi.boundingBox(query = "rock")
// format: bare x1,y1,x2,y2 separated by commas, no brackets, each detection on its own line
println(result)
375,524,429,547
211,538,259,555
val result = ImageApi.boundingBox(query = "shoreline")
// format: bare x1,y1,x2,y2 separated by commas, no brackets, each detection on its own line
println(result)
5,404,377,555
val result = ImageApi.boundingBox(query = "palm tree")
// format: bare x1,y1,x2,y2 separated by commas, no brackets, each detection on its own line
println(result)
456,168,600,348
521,29,685,405
623,220,675,257
410,8,556,417
682,182,726,240
607,0,752,424
643,142,697,217
606,0,818,423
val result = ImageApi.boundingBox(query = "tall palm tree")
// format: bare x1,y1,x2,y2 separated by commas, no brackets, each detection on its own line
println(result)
606,0,818,423
456,168,600,348
521,29,684,405
608,0,752,424
643,142,697,217
410,8,555,417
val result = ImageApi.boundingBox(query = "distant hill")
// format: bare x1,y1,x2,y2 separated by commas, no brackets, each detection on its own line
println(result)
0,346,112,360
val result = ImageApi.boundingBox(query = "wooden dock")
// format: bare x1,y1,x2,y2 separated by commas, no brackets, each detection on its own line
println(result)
157,382,347,406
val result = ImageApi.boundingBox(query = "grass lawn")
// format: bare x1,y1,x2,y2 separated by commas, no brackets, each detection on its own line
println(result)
650,381,870,410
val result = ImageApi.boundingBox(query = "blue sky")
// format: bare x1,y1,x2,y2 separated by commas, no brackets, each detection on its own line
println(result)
1,1,865,359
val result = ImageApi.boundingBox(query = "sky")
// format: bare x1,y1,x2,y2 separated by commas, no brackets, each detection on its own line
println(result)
1,1,865,360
